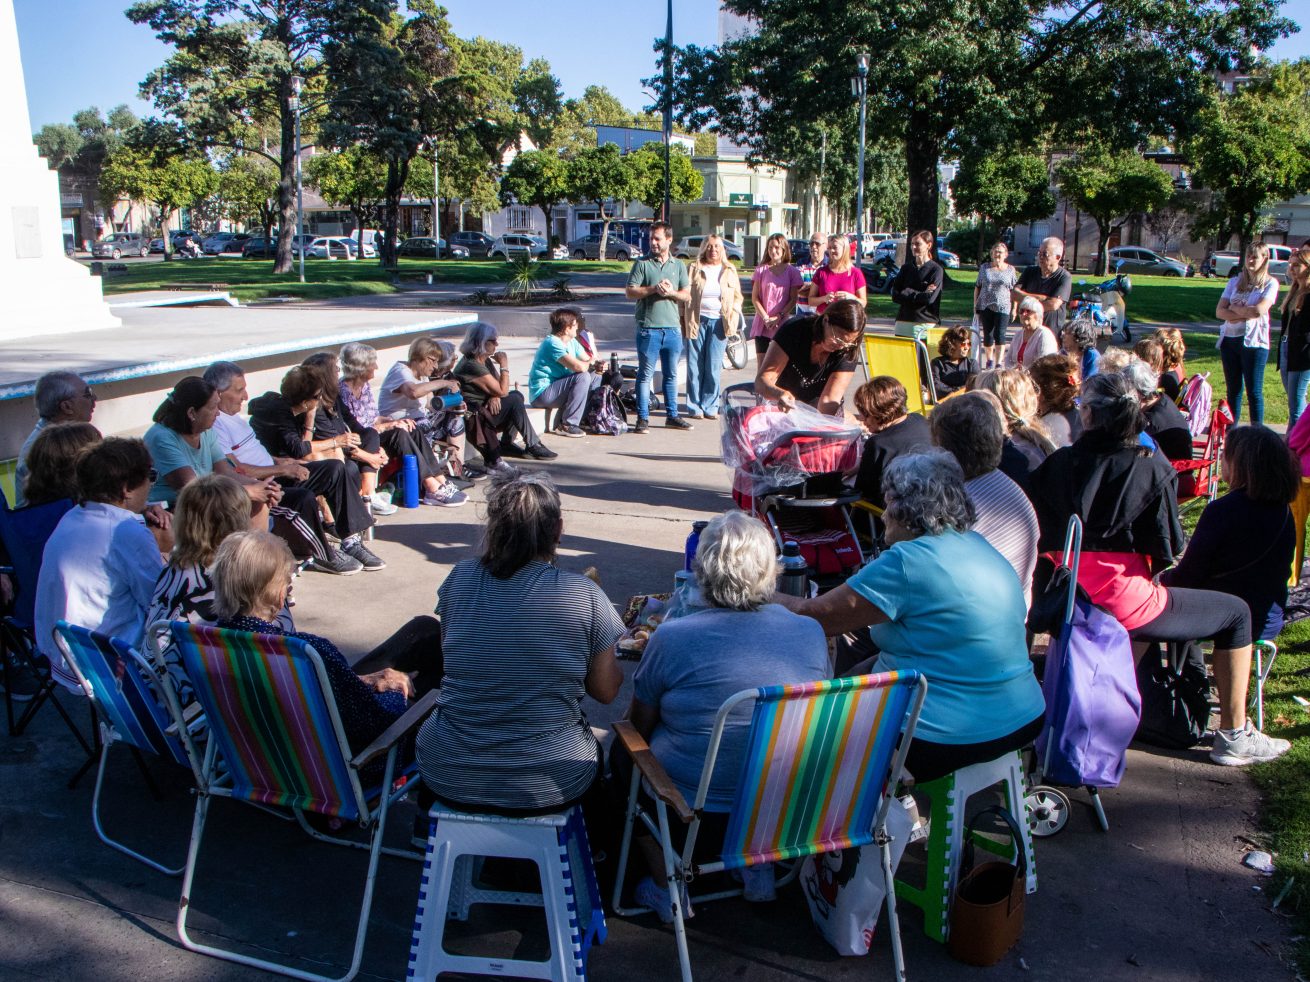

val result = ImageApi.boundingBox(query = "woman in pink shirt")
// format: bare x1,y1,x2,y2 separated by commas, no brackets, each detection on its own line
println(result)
749,233,803,357
807,234,867,314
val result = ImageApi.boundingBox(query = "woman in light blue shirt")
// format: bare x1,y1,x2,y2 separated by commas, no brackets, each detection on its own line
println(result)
781,450,1045,782
528,307,602,437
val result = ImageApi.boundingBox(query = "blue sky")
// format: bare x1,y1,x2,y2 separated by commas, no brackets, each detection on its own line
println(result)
15,0,1310,132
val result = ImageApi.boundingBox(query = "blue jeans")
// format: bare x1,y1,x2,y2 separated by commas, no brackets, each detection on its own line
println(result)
686,316,728,416
635,326,683,420
1280,343,1310,428
1219,336,1267,425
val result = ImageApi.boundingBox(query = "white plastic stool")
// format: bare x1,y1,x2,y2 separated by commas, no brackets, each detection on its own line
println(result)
1253,639,1278,732
408,805,606,981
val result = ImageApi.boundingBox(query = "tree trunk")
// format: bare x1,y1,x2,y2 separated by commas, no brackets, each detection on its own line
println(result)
381,157,408,268
904,122,940,252
598,203,612,261
275,90,297,274
1095,218,1113,276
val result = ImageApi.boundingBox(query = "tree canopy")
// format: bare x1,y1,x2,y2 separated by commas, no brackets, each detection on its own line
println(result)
626,144,703,214
1058,149,1175,273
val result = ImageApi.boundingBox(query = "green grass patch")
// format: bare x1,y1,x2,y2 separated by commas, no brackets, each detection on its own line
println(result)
96,257,631,302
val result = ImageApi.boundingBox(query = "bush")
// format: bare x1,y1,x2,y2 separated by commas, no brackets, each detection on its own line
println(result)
945,221,1008,265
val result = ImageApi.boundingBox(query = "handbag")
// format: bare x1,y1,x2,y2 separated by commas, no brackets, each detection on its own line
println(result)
1135,641,1211,749
723,331,749,370
948,806,1027,966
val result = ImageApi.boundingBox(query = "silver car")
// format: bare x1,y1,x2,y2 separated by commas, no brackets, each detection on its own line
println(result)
92,231,149,259
488,233,548,260
673,235,743,261
567,233,638,261
1108,247,1189,277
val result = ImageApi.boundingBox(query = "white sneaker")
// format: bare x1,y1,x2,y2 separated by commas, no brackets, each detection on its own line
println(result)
1210,719,1291,766
422,482,468,507
368,492,398,516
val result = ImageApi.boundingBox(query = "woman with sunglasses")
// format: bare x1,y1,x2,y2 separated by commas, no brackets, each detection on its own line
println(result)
755,297,867,415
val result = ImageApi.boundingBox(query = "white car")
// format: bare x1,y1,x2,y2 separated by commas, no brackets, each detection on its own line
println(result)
345,237,377,259
489,234,548,261
1210,244,1291,280
673,235,744,261
308,236,358,260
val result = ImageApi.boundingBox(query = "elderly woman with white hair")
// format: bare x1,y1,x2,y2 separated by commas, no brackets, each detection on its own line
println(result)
338,341,467,505
780,450,1045,782
1004,295,1059,369
454,321,557,461
621,510,830,915
1117,354,1192,461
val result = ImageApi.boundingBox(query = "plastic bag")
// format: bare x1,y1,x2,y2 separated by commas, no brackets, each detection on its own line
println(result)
800,795,914,956
720,392,862,498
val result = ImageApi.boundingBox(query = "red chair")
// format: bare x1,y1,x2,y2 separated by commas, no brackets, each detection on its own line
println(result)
1173,400,1233,511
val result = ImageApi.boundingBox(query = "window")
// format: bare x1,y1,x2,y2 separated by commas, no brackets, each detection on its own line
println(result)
507,206,532,229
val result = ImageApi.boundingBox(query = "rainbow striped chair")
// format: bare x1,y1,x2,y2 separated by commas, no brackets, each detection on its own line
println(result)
612,671,927,982
52,621,201,875
159,620,438,982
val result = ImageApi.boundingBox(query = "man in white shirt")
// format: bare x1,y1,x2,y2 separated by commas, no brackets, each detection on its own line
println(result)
203,361,363,575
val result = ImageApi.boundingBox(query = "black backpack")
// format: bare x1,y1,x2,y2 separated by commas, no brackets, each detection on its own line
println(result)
583,384,629,435
1134,641,1211,749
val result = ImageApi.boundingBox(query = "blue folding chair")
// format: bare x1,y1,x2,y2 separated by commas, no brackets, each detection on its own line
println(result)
0,492,96,785
52,621,201,874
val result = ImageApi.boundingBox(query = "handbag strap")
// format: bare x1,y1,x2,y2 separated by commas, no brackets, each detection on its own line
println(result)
960,805,1027,881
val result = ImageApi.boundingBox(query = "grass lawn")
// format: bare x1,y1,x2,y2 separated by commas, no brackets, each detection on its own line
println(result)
96,257,631,303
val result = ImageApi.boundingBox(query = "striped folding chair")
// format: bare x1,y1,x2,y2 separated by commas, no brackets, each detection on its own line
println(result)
612,671,927,982
159,621,437,982
52,621,201,875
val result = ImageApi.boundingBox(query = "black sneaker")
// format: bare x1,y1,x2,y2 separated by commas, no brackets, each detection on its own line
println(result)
634,418,650,434
665,416,694,430
499,440,526,458
0,659,42,702
460,465,488,482
554,423,585,438
526,443,559,460
342,537,387,571
307,547,363,576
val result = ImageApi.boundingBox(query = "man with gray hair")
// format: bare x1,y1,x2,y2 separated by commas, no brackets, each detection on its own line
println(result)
14,371,97,507
1014,236,1073,334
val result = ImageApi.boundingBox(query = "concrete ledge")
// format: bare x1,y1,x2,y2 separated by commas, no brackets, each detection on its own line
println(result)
107,290,241,309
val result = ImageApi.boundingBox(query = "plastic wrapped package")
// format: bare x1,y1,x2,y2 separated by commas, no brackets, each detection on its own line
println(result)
721,395,863,498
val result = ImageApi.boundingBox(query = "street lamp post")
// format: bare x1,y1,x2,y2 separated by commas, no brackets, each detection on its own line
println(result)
290,75,305,283
433,146,440,260
851,53,869,255
662,0,673,223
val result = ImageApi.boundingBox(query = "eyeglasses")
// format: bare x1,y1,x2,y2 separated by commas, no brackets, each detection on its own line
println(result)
825,320,860,353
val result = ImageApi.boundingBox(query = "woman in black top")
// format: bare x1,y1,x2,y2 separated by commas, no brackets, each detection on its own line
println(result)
1278,248,1310,428
929,325,978,399
1162,425,1297,641
852,376,931,508
453,322,557,461
755,298,866,415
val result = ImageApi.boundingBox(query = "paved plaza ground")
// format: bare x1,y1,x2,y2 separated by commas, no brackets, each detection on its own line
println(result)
0,338,1298,979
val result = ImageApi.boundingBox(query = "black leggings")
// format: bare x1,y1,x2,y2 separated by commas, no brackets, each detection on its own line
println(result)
754,335,773,357
379,426,442,481
1128,586,1251,651
351,614,444,697
979,309,1009,347
903,714,1045,785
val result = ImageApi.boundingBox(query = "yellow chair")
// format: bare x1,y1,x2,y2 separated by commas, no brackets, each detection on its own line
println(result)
861,334,936,417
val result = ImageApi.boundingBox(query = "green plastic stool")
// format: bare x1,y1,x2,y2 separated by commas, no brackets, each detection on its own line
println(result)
894,751,1037,942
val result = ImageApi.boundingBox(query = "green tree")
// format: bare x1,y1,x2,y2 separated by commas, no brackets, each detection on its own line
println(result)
1185,61,1310,257
218,155,280,247
1058,150,1175,274
127,0,344,272
100,129,218,259
625,143,703,214
305,146,388,238
513,57,564,150
34,106,140,229
33,124,82,170
661,0,1294,247
500,149,568,229
563,144,638,258
952,150,1056,261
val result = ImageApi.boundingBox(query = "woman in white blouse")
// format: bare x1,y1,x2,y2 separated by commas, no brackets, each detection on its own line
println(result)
1217,243,1280,425
681,235,743,420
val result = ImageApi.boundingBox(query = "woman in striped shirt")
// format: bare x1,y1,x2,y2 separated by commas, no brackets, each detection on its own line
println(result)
416,469,623,814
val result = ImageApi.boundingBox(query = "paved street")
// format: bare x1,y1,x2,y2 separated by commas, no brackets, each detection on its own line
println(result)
0,380,1296,981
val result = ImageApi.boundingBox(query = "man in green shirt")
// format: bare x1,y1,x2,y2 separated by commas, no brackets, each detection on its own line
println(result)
625,220,692,433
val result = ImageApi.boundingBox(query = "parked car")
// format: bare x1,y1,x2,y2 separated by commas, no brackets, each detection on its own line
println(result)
448,230,495,257
1108,246,1189,277
148,237,166,254
871,238,904,262
788,239,814,266
92,231,149,259
395,236,469,259
567,232,639,261
287,234,325,258
673,235,744,261
344,237,377,259
200,232,236,255
307,236,358,259
488,233,549,261
937,248,960,269
241,236,280,259
1203,246,1290,280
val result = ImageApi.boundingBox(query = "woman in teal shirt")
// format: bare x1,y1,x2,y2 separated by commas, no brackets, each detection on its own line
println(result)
781,449,1045,782
528,307,602,437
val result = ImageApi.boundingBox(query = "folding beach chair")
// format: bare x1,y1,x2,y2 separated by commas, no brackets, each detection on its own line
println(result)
860,335,935,416
1173,400,1233,511
613,671,928,982
52,621,200,874
0,493,97,784
160,621,437,982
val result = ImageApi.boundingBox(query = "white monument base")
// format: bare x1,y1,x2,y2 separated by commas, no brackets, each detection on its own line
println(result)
0,0,120,342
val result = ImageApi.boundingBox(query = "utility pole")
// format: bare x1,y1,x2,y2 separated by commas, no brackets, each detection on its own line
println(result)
290,75,305,283
662,0,673,223
432,146,440,260
851,54,869,256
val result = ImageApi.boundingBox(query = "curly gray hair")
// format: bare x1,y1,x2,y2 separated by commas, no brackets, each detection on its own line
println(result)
693,510,779,611
1117,355,1159,401
339,342,379,380
882,450,976,537
1067,317,1098,352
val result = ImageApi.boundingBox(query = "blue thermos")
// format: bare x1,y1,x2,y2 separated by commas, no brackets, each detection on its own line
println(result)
401,453,420,508
685,520,709,570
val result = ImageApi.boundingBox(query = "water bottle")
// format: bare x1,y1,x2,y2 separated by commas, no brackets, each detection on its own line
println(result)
777,541,809,597
400,453,420,508
609,352,619,376
685,520,709,571
436,392,464,410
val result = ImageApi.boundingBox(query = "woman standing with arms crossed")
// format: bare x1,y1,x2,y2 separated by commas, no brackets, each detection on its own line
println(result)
1217,243,1279,425
974,241,1018,369
749,233,803,358
683,234,743,420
